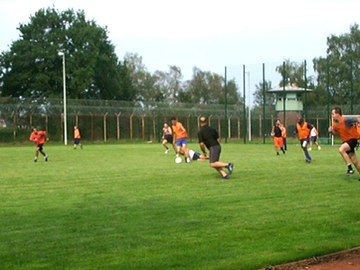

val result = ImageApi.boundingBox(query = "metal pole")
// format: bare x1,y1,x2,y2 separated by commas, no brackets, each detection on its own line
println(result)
58,52,67,145
350,58,354,114
224,66,228,143
246,71,251,141
282,61,286,126
243,65,246,144
304,60,307,120
262,63,266,144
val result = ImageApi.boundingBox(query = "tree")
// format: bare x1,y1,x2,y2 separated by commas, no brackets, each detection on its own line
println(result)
313,23,360,106
253,80,275,107
185,67,240,105
0,7,132,100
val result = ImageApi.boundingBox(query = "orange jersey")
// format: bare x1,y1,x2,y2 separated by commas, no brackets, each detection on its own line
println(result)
172,122,188,139
282,128,287,138
29,131,47,145
74,128,81,139
333,116,359,142
296,122,311,140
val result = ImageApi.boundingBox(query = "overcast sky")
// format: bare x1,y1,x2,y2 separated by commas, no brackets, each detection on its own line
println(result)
1,0,360,105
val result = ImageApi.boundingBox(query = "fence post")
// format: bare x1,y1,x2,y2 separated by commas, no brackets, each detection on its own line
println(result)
187,115,190,141
218,116,221,138
228,116,231,139
153,116,157,141
142,115,145,141
116,113,121,140
13,114,16,141
130,113,133,140
259,115,262,138
103,113,108,142
90,112,94,142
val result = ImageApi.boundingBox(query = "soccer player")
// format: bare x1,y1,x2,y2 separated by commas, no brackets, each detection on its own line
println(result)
197,116,233,179
184,148,209,161
74,126,83,149
294,117,313,163
171,117,190,162
271,119,285,155
309,126,321,151
280,122,287,151
329,107,360,177
161,122,174,154
29,127,49,162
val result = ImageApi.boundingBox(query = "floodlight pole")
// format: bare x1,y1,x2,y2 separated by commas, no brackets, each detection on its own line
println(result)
245,70,251,141
58,51,67,145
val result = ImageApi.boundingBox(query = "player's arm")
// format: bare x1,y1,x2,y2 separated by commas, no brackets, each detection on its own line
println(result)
328,126,336,134
271,126,275,136
199,142,206,155
179,123,187,136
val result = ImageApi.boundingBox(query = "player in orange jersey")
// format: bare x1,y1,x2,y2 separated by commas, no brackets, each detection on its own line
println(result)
329,107,360,177
294,117,313,163
29,127,49,162
74,126,83,149
280,122,287,151
271,119,285,155
171,117,190,163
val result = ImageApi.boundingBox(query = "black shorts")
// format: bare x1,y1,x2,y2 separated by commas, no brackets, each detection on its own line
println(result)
74,138,80,145
300,139,309,148
209,144,221,163
37,144,44,151
344,139,359,154
164,134,173,142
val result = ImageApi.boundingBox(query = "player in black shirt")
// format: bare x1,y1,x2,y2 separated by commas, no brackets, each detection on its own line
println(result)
197,116,234,179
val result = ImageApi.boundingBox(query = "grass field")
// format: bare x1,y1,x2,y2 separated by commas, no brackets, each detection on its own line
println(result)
1,141,360,270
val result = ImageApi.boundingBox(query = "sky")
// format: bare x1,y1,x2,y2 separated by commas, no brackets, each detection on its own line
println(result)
1,0,360,106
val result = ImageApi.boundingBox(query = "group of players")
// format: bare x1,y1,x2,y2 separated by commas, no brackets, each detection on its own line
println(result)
271,107,360,180
162,117,234,180
28,107,360,181
29,125,83,162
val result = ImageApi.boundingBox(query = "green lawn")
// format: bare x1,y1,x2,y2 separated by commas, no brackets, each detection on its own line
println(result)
1,142,359,270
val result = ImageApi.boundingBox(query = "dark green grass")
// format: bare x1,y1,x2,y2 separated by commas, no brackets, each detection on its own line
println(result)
1,142,360,270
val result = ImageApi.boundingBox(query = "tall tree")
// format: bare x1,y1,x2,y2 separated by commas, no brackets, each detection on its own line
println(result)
253,80,275,107
0,7,132,100
313,23,360,106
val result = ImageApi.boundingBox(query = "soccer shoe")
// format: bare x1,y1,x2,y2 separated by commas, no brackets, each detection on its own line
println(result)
318,146,321,150
34,158,37,162
308,147,312,151
276,152,279,155
185,158,190,163
347,169,354,175
222,175,230,180
226,163,234,174
165,149,169,154
306,159,311,163
45,155,48,162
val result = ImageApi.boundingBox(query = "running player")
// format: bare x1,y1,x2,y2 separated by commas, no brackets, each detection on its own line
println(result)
29,127,49,162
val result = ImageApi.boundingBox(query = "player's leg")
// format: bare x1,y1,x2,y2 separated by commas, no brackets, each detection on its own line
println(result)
301,139,311,162
279,137,285,154
349,153,360,174
162,138,169,153
274,138,279,155
339,143,354,174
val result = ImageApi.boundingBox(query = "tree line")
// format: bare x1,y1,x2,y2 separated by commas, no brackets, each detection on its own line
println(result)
0,7,359,109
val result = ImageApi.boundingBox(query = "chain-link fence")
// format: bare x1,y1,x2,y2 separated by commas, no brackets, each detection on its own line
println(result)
0,97,355,144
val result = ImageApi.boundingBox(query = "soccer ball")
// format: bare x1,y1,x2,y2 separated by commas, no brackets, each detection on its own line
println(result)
175,157,182,164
